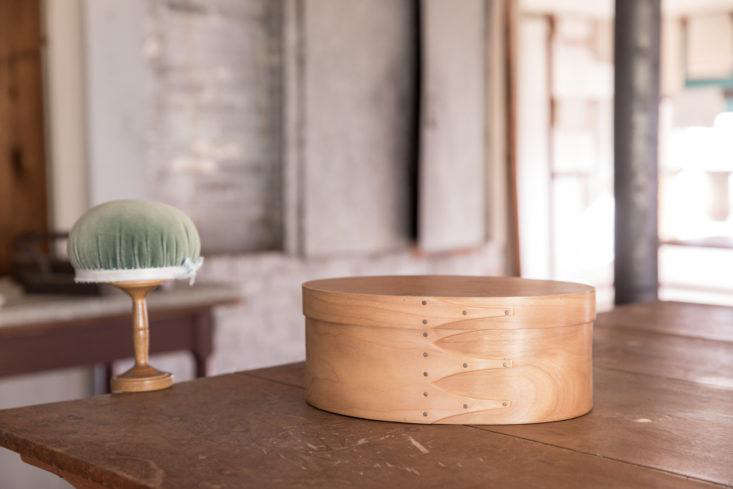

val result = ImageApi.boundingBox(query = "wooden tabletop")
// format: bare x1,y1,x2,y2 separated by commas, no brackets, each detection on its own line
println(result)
0,301,731,488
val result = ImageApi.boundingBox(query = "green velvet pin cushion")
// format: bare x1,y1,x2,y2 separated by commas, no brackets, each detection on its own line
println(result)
68,199,203,284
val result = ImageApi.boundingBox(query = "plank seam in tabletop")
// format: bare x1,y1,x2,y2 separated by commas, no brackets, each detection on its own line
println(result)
596,364,732,390
597,321,733,345
470,425,733,489
595,319,733,347
242,371,303,389
597,301,733,343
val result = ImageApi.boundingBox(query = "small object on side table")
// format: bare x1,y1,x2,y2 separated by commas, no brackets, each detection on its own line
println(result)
68,199,203,393
11,232,104,295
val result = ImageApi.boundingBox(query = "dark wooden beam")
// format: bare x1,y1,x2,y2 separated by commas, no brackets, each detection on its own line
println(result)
613,0,661,304
505,0,521,276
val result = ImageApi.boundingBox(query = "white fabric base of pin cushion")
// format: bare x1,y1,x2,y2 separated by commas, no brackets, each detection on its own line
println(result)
74,257,204,285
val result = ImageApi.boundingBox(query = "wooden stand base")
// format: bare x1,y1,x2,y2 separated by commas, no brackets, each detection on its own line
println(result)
111,280,173,394
111,365,173,394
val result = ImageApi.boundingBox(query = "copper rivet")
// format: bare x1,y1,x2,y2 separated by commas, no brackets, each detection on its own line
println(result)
462,310,467,315
423,352,428,357
422,319,428,324
422,332,428,337
463,363,468,368
463,404,468,409
503,361,509,368
423,371,428,377
423,392,428,397
422,300,427,305
423,411,428,417
502,401,508,407
505,310,510,316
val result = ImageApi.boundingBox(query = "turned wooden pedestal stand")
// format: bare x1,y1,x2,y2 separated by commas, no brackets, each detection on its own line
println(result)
111,280,173,393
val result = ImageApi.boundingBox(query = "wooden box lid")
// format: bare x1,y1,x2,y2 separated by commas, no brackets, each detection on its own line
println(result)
303,275,595,330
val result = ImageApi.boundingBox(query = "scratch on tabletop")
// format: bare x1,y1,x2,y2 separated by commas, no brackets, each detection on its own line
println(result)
407,436,429,454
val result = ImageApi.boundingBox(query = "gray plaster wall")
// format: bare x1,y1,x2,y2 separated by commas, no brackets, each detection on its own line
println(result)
300,0,417,256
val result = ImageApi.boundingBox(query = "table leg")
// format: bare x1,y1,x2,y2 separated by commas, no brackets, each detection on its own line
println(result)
193,352,207,378
193,311,213,378
92,363,113,395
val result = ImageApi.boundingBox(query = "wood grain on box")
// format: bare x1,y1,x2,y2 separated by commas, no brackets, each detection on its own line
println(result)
303,275,595,424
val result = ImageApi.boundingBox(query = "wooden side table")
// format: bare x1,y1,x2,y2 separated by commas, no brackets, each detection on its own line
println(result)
0,285,239,393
